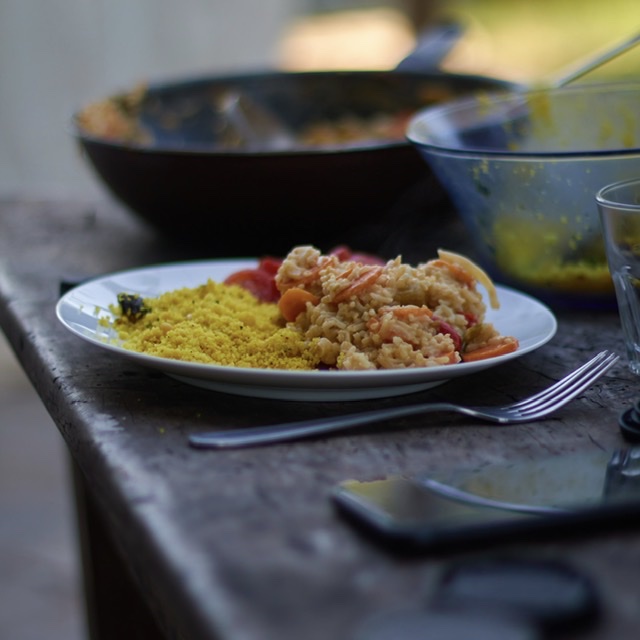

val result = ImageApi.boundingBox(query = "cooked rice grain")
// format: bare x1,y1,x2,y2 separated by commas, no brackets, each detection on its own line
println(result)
275,246,513,370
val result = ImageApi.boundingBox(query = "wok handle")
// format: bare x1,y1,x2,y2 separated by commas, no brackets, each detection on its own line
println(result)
395,21,464,72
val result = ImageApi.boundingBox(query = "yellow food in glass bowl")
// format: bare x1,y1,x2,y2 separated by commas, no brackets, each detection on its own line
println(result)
489,217,614,294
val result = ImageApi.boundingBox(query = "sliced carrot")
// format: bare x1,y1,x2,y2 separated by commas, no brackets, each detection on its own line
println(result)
442,350,459,365
278,287,320,322
335,263,356,281
333,266,383,303
461,338,519,362
278,264,322,292
278,256,335,292
430,259,476,288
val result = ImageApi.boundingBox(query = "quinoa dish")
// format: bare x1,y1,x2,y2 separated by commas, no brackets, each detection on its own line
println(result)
110,246,519,371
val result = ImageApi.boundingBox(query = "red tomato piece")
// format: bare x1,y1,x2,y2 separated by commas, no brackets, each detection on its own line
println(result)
257,256,283,276
329,245,353,261
224,269,279,303
436,320,462,353
329,245,385,265
464,312,478,327
349,252,386,266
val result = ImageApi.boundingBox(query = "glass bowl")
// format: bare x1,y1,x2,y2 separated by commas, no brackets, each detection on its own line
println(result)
407,82,640,308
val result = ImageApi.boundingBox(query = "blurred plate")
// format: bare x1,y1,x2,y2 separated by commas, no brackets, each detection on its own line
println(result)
55,259,557,401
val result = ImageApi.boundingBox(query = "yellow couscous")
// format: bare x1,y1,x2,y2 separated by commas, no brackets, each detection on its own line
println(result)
112,279,320,370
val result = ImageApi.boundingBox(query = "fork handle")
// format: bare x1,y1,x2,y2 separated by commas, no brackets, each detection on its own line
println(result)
188,402,459,449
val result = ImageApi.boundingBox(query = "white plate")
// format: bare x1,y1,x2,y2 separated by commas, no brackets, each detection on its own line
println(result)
55,260,557,401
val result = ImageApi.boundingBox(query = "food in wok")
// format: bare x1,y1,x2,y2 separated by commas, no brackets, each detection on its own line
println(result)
73,70,516,256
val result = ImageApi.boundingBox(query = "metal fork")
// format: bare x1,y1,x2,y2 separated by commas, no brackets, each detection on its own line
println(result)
189,350,619,449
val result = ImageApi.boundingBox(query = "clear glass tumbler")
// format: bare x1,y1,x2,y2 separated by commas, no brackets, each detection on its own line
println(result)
597,178,640,374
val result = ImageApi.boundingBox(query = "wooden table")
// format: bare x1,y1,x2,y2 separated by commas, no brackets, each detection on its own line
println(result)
1,198,640,639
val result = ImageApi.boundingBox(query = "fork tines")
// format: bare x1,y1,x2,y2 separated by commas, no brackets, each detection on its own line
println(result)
515,350,619,418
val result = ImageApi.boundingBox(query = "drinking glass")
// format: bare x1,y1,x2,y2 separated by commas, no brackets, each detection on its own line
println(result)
597,178,640,374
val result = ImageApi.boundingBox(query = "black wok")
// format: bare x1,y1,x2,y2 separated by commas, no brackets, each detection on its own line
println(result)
74,68,516,257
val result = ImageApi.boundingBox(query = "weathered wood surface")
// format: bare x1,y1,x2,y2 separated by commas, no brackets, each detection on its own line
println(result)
1,198,639,639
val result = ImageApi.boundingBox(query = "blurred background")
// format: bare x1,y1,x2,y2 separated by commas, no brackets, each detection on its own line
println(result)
1,1,638,638
1,0,639,199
